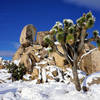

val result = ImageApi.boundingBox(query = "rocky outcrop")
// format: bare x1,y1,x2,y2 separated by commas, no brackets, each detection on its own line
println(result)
79,48,100,75
20,24,36,46
13,25,99,77
13,25,39,72
13,45,24,60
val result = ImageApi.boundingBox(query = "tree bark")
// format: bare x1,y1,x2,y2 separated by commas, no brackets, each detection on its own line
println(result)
72,52,81,91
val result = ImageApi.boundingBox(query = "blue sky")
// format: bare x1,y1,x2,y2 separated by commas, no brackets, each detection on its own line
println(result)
0,0,100,60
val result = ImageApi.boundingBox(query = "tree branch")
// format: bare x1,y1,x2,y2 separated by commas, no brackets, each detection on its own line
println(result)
78,27,86,52
61,44,73,64
84,38,95,43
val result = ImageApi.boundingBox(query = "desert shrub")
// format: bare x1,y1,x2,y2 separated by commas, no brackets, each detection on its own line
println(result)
6,63,26,81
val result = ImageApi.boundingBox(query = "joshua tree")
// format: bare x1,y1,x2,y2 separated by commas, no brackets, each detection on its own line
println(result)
44,12,100,91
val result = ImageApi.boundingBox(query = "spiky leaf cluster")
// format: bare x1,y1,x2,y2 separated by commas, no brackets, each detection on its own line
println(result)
44,12,100,51
77,12,95,29
50,21,63,34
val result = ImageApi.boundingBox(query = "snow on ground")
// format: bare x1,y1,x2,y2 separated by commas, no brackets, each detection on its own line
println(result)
0,68,100,100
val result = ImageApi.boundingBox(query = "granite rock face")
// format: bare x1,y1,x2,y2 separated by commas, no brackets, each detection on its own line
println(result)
80,48,100,75
20,24,36,46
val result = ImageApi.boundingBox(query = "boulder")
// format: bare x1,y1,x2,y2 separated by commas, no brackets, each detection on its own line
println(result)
13,45,24,60
0,65,4,69
20,24,36,46
31,68,39,80
52,70,58,77
49,44,67,69
24,46,41,62
20,53,36,73
80,48,100,75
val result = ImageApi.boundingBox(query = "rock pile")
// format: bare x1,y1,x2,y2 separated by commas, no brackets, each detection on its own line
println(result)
12,24,100,81
13,24,40,72
0,57,10,69
13,25,55,73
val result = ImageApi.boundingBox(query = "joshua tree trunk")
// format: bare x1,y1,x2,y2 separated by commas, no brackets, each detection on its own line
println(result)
62,44,81,91
72,52,81,91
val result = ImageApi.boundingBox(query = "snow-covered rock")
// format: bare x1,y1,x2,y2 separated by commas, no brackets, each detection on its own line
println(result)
79,48,100,75
82,71,100,88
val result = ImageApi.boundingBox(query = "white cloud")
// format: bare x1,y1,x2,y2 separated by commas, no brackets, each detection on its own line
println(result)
63,0,100,10
0,51,14,57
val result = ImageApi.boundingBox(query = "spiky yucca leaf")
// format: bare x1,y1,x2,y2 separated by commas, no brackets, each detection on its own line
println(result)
63,19,73,28
86,18,95,29
76,16,86,25
86,11,92,20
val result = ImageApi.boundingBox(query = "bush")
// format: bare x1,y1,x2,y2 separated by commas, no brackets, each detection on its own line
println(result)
6,63,26,81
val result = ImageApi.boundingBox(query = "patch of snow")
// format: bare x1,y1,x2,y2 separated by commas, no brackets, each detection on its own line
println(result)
0,68,100,100
44,47,52,51
54,41,60,45
37,61,47,65
38,55,41,58
42,68,47,82
23,74,31,80
35,52,39,56
0,69,12,83
13,59,20,66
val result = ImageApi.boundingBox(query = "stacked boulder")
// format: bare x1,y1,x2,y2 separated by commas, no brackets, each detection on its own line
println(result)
13,24,41,72
13,25,55,73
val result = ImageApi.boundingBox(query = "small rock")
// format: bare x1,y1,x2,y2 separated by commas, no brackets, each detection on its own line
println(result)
52,70,58,77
